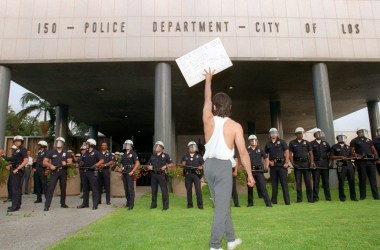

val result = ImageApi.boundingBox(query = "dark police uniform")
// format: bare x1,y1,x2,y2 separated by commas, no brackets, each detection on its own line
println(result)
330,143,357,201
80,149,103,208
350,136,379,200
247,146,272,207
231,154,240,207
181,152,204,209
98,150,113,204
148,152,172,210
289,139,313,203
265,139,290,205
44,149,70,209
120,150,139,209
310,139,331,201
374,136,380,175
5,146,27,210
34,149,48,202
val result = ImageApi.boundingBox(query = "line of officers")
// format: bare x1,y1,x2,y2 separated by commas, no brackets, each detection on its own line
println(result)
3,126,380,212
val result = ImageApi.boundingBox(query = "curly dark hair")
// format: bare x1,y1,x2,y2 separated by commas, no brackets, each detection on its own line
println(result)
212,92,232,117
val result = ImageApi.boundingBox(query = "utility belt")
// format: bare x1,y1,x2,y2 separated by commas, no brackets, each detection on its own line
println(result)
81,166,96,172
359,154,376,160
314,157,328,161
271,157,285,167
251,165,264,171
294,157,309,162
50,166,66,172
152,169,166,175
122,165,134,172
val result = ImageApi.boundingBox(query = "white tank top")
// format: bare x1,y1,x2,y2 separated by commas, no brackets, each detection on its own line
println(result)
203,116,236,166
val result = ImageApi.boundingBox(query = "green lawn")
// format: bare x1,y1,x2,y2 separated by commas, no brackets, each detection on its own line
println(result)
49,185,380,250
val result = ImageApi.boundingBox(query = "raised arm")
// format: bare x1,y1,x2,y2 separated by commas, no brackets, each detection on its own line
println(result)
203,68,215,123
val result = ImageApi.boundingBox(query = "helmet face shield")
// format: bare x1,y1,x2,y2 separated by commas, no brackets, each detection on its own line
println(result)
125,143,132,150
154,144,164,153
357,129,368,138
336,135,347,143
188,144,198,152
269,131,278,138
56,140,64,148
249,139,258,146
314,131,325,138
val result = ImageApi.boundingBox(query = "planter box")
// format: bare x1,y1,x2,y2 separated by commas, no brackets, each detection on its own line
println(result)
54,175,80,196
236,182,247,195
110,171,126,197
0,181,8,198
171,177,195,196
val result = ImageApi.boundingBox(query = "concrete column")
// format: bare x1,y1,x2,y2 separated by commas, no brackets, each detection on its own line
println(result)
312,63,337,187
154,63,172,156
270,100,283,139
367,101,380,140
0,66,11,149
54,105,68,141
89,126,98,142
171,117,177,162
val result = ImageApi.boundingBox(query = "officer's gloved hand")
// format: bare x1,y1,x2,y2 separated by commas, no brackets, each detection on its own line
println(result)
78,161,84,167
89,165,97,170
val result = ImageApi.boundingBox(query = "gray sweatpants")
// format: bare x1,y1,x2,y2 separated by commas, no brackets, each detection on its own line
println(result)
204,158,235,248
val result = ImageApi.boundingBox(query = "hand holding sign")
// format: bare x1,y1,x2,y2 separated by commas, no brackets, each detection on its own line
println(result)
176,37,233,87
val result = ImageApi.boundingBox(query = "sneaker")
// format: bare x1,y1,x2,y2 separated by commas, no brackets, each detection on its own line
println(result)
227,238,242,250
210,248,223,250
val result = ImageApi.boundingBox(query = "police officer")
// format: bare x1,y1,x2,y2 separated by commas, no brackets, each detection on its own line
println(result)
33,140,48,203
120,139,140,210
331,134,358,202
98,142,113,205
265,128,290,205
289,127,314,203
350,128,379,200
181,141,204,209
43,137,71,211
374,127,380,175
5,136,28,212
231,154,240,207
77,139,104,210
147,141,173,210
310,128,331,201
247,135,272,207
78,145,87,197
2,145,17,203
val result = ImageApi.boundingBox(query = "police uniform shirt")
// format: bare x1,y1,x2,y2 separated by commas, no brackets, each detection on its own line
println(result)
120,150,139,166
148,153,173,169
350,137,373,155
45,149,69,167
82,150,103,167
181,153,204,167
310,140,330,160
36,149,48,167
374,137,380,155
289,139,312,159
330,143,352,158
265,139,289,160
101,151,113,165
248,146,267,167
12,146,28,166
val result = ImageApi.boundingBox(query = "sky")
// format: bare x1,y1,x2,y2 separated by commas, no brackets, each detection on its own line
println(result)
8,81,377,132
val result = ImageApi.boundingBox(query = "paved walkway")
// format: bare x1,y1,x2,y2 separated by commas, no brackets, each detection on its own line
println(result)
0,186,150,250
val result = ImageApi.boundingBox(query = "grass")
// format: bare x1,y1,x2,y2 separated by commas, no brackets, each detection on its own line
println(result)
49,185,380,250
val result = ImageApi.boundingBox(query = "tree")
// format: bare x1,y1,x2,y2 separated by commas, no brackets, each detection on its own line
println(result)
17,92,55,136
6,106,41,136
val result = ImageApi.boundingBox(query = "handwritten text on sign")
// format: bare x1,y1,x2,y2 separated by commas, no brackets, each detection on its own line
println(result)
176,38,233,87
